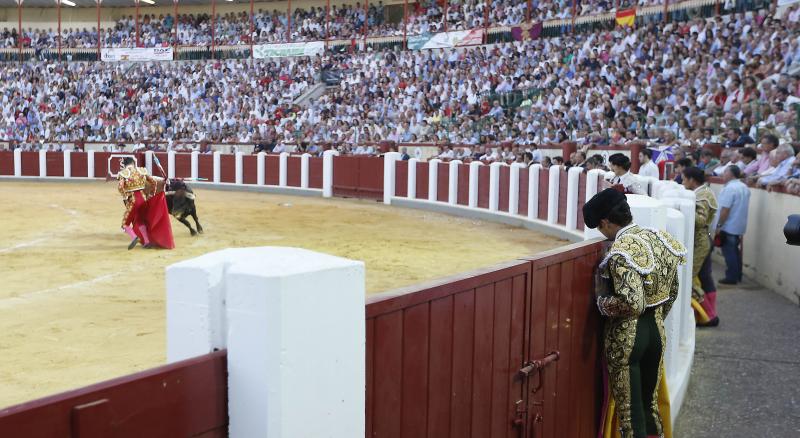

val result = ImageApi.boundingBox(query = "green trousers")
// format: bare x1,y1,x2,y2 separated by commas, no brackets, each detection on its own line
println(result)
627,310,664,438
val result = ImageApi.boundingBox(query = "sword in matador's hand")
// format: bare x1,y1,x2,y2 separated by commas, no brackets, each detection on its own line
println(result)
152,153,168,179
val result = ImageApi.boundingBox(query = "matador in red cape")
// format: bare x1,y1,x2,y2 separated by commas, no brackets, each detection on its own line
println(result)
118,157,175,250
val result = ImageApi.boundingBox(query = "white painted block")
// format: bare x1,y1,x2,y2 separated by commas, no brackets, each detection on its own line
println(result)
468,161,483,208
13,148,21,177
63,150,71,178
448,160,462,205
508,163,525,215
279,152,289,187
257,152,266,186
300,153,311,189
145,150,154,175
87,150,95,178
235,152,244,185
383,152,402,205
191,151,199,181
213,151,221,184
168,150,176,179
489,162,504,212
585,169,605,201
38,150,47,177
527,164,541,219
547,166,560,224
322,150,339,198
428,159,441,202
565,166,584,230
407,158,418,199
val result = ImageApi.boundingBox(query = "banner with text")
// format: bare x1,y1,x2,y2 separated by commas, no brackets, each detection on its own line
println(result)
409,29,484,50
253,42,325,58
101,47,173,62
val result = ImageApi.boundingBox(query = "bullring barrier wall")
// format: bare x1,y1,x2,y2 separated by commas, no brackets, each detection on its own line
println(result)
0,149,696,437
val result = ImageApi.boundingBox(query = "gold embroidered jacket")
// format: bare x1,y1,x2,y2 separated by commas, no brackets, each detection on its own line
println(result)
117,166,151,194
692,184,718,277
598,224,687,318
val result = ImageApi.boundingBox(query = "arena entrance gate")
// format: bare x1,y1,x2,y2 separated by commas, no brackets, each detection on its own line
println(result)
365,239,604,438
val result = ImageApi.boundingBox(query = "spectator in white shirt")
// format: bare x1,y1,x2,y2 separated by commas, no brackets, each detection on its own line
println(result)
637,148,660,180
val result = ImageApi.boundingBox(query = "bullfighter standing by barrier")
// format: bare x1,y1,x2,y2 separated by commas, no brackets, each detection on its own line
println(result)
117,157,175,250
584,189,686,438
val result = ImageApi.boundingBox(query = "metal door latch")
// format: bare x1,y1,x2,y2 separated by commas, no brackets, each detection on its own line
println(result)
518,351,560,378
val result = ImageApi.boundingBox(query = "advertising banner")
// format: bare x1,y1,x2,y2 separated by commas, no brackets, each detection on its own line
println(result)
253,42,325,58
101,47,173,62
409,29,484,50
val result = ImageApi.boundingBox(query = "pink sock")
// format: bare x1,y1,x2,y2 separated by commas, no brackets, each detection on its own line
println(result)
123,225,137,239
137,225,151,245
701,291,717,319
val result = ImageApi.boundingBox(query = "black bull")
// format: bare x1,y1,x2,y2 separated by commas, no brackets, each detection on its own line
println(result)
164,179,203,236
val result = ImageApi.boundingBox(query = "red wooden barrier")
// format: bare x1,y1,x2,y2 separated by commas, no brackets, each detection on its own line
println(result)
416,161,429,200
241,155,258,185
46,152,64,177
457,165,470,206
518,167,529,217
357,158,384,200
20,152,39,176
0,351,228,438
94,152,112,179
220,154,236,183
265,155,280,185
498,166,510,212
154,153,169,178
477,165,490,209
436,162,448,202
174,153,192,179
309,157,324,189
72,152,88,178
287,156,302,187
0,150,13,175
395,160,408,198
557,171,568,225
197,154,214,181
333,156,361,198
538,171,549,221
525,241,604,438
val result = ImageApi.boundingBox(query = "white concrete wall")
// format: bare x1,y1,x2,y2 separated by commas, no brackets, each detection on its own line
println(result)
166,247,365,438
710,183,800,305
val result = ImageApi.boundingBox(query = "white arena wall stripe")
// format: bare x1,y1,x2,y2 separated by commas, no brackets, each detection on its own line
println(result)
528,164,541,220
468,161,482,208
427,158,440,202
168,151,176,179
38,150,47,178
279,152,289,187
565,166,584,231
13,149,21,177
547,165,560,224
191,151,200,181
488,162,504,212
508,162,525,216
448,160,461,205
300,153,311,189
406,158,418,199
212,151,221,184
235,152,244,185
256,152,266,186
63,150,71,179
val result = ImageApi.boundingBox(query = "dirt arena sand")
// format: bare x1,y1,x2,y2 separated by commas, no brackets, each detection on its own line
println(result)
0,180,567,407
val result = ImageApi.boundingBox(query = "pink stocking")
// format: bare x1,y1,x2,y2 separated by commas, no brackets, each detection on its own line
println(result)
137,225,151,245
700,291,717,319
123,225,137,239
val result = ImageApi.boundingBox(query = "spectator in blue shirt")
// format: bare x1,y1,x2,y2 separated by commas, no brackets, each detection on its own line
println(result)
715,166,751,284
757,145,796,187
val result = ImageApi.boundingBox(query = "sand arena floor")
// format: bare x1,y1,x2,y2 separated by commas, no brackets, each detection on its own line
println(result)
0,180,567,407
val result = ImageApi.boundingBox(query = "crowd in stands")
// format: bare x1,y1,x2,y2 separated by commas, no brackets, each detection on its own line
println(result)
1,5,799,194
1,0,694,50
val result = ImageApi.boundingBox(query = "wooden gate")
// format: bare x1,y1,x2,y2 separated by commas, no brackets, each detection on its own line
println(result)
366,240,605,438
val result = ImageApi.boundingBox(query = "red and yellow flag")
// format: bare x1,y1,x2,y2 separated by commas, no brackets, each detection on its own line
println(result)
615,8,636,27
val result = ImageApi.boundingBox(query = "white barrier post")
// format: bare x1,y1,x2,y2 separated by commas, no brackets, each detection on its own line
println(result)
488,162,504,212
87,150,95,178
407,158,418,199
13,148,21,177
168,150,176,179
565,166,584,230
166,247,365,438
508,163,525,215
585,169,605,200
63,150,71,178
256,152,266,186
191,151,199,181
448,160,462,205
145,150,154,175
468,161,483,208
428,159,441,202
527,164,541,219
38,150,47,177
300,153,311,189
235,152,244,185
546,166,561,223
383,152,402,205
322,150,339,198
279,152,289,187
213,151,221,184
